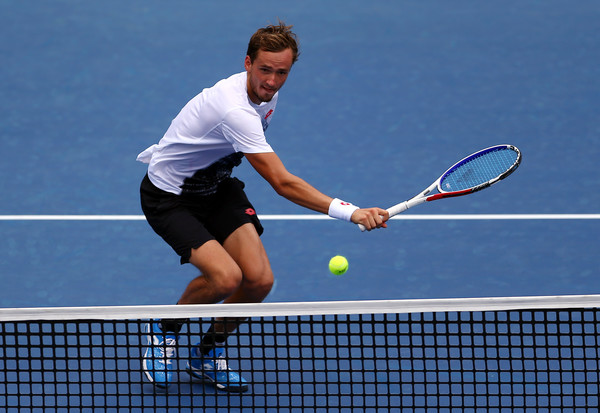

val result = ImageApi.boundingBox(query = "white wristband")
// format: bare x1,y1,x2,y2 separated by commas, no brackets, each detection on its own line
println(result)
328,198,360,222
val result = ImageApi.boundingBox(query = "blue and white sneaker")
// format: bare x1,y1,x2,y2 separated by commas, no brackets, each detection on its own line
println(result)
186,344,249,392
142,322,178,388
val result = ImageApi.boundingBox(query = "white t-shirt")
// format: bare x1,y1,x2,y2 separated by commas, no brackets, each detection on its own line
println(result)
137,72,276,195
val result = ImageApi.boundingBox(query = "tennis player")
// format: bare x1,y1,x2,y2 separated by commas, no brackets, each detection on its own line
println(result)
137,21,389,391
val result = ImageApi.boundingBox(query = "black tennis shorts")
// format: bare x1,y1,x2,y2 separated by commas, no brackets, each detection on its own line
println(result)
140,174,264,264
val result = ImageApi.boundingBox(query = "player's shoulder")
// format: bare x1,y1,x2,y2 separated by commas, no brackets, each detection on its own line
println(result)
194,72,248,111
182,72,244,114
209,72,247,99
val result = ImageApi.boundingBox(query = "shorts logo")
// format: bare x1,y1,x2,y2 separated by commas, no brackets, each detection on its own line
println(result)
245,208,256,216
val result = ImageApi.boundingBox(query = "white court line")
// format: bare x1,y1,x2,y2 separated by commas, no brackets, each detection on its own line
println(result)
0,214,598,221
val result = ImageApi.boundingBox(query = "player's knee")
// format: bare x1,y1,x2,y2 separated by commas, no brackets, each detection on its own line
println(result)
244,268,274,300
212,267,244,297
254,275,274,298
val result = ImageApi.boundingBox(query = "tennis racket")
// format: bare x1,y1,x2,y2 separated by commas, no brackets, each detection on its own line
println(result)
359,144,521,231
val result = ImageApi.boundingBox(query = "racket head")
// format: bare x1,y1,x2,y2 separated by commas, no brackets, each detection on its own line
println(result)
437,144,521,194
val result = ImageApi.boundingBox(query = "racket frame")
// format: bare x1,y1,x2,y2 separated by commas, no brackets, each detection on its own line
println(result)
366,144,522,227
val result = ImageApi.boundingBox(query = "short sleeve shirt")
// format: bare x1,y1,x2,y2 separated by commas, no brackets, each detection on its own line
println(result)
137,72,276,195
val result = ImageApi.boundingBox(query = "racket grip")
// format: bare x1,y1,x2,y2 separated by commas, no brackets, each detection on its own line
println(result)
358,201,410,232
387,201,409,217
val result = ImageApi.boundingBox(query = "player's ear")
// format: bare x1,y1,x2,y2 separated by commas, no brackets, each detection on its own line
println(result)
244,55,252,71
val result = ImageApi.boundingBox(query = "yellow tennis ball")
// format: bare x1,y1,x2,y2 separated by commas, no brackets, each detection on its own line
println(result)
329,255,348,275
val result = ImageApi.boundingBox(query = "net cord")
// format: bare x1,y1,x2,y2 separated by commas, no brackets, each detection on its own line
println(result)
1,294,600,322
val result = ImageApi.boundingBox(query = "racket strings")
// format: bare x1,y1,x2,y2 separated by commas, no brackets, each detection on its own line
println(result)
440,148,518,191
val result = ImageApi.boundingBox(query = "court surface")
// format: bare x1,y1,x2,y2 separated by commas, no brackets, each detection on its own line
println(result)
1,1,598,308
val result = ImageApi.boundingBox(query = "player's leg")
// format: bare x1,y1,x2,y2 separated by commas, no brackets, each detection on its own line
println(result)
178,222,272,332
177,239,246,305
186,177,273,335
144,241,244,388
140,174,231,387
222,222,274,304
197,221,273,344
185,223,272,392
147,237,249,388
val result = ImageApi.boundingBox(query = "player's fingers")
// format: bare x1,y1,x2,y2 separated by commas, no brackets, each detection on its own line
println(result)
361,214,375,231
377,210,389,228
358,210,377,231
378,208,390,222
366,208,386,224
354,208,388,230
367,208,387,229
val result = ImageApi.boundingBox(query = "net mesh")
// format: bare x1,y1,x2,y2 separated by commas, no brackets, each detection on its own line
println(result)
1,296,599,411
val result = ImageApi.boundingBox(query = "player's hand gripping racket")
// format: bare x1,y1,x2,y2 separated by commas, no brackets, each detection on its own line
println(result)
359,144,521,231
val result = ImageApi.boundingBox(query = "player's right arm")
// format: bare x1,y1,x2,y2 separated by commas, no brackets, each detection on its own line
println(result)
244,152,388,230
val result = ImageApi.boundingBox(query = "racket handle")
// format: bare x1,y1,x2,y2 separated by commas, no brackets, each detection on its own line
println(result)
358,202,409,232
387,201,409,218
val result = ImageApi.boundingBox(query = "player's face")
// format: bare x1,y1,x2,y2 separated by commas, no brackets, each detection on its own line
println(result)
245,48,293,104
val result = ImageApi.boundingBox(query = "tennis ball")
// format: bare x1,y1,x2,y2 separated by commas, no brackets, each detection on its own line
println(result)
329,255,349,275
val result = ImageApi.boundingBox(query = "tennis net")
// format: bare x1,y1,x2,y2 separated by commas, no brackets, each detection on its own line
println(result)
1,295,599,411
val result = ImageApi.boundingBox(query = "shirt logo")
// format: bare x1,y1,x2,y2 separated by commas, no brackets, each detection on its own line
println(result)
245,208,256,216
261,109,274,131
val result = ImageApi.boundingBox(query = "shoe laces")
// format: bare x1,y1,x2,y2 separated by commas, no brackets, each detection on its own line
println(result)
214,355,228,371
203,346,229,371
164,336,177,359
153,335,177,363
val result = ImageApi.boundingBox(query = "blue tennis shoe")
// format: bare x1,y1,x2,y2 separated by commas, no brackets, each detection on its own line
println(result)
142,322,178,388
186,344,249,392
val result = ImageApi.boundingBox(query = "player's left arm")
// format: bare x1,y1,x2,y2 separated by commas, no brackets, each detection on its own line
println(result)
244,152,388,230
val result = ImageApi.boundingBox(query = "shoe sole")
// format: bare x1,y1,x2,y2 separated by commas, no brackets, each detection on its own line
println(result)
143,369,170,388
186,366,249,393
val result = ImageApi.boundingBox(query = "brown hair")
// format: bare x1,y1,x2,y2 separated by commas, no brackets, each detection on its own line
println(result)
246,20,299,64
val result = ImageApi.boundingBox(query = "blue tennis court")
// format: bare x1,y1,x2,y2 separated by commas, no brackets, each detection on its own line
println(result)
1,1,597,307
0,1,599,410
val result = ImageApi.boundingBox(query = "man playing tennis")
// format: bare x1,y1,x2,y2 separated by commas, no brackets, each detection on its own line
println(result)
137,21,389,391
